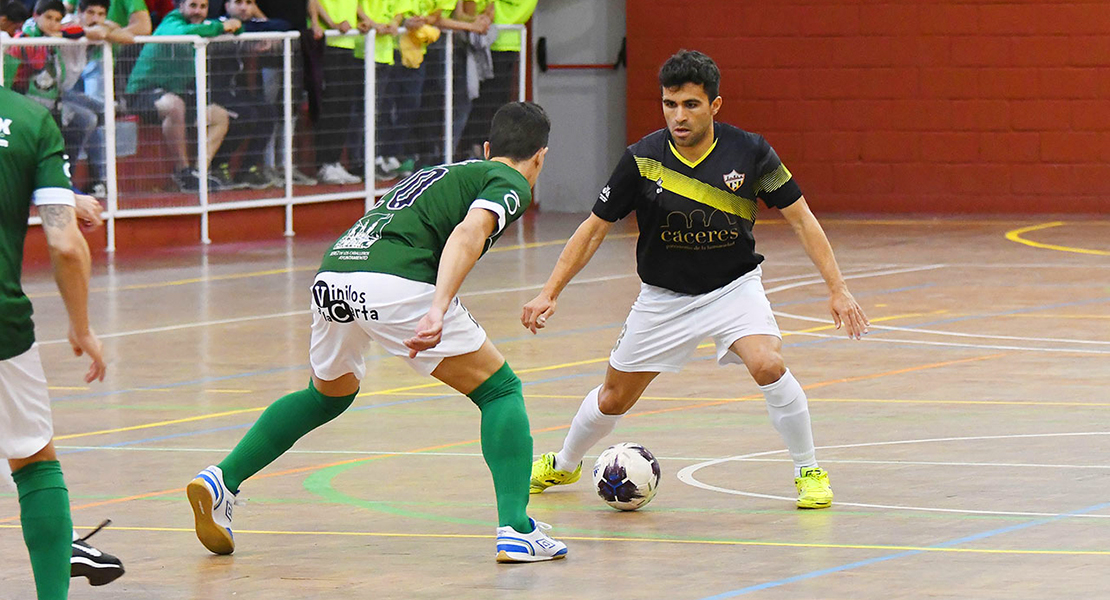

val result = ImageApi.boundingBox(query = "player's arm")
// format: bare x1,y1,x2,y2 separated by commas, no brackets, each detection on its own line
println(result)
403,207,499,357
521,213,613,334
39,203,107,382
780,197,869,339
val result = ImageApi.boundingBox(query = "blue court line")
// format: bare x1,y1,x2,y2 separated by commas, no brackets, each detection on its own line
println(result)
698,500,1110,599
56,370,604,456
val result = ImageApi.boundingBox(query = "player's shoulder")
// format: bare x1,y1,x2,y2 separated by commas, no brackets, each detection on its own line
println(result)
0,87,53,126
628,128,670,159
714,122,767,151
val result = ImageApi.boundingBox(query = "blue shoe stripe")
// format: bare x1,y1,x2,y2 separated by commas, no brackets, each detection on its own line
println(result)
497,543,531,555
198,471,223,507
495,536,535,554
554,547,567,557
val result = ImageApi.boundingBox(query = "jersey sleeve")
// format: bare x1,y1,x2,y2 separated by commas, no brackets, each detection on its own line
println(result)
32,110,75,207
591,149,640,222
469,172,531,236
753,136,802,210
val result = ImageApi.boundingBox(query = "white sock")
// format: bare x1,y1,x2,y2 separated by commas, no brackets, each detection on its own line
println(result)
554,386,622,471
759,369,818,477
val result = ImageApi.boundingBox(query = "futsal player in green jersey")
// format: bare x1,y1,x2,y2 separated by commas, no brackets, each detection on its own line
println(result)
188,102,567,563
0,85,110,599
525,51,870,509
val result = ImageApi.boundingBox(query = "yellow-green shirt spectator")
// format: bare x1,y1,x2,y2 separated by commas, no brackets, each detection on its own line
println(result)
400,0,457,18
320,0,359,49
491,0,535,52
356,0,402,64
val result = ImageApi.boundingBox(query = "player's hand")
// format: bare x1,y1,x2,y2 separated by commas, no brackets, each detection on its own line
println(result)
404,310,444,358
829,288,869,340
68,327,106,383
521,293,556,334
73,194,103,231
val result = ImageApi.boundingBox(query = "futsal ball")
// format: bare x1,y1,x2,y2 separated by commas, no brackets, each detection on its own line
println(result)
592,442,661,511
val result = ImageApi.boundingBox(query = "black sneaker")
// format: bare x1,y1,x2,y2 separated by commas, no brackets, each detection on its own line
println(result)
172,167,201,192
72,519,125,586
236,165,273,190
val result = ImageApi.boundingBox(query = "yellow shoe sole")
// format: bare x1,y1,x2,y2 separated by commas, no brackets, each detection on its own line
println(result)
796,497,833,509
187,480,235,555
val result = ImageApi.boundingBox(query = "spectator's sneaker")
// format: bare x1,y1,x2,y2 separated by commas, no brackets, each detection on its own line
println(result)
318,162,361,185
290,167,318,186
187,465,238,555
237,166,274,190
795,467,833,509
374,156,400,181
71,520,125,586
209,168,241,192
172,167,201,192
530,452,582,494
88,181,108,198
495,518,567,563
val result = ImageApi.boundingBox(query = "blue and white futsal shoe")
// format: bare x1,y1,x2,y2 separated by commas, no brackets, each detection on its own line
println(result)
187,465,238,555
495,518,568,563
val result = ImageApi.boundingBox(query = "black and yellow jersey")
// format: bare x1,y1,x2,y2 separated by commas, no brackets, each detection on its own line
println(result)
593,123,802,295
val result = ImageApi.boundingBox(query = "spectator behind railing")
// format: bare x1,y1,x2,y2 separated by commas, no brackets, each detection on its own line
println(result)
103,0,152,35
0,1,31,37
350,0,400,183
54,0,136,197
208,0,282,189
124,0,241,192
309,0,362,185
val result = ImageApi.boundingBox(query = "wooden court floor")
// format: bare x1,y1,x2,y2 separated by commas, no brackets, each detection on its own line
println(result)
1,212,1108,599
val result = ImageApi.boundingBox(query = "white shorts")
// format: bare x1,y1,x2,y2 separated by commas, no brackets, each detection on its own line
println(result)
309,271,488,379
0,344,54,459
609,266,781,373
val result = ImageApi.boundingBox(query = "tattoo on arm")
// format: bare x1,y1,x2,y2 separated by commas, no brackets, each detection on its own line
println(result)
39,205,74,231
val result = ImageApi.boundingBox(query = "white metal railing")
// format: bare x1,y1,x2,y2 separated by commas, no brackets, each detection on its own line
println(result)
2,25,527,249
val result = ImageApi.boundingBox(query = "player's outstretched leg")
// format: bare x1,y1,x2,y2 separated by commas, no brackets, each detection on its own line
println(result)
467,362,566,562
71,519,125,586
759,368,833,509
188,380,358,554
12,457,72,600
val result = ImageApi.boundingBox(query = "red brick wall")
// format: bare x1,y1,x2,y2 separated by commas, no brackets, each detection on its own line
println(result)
626,0,1108,213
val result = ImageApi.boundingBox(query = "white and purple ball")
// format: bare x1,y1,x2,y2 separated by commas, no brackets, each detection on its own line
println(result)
592,442,661,511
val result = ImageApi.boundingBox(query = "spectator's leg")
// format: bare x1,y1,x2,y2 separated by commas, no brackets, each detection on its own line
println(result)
155,93,190,170
206,105,231,169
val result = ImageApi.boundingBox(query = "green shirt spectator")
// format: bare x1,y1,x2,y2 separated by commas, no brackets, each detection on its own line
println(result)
125,8,232,95
106,0,152,35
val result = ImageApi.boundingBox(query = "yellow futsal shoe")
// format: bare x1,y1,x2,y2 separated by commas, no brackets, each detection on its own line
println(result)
529,452,582,494
795,467,833,509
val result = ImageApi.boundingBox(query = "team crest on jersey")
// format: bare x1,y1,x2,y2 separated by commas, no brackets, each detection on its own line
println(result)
723,170,745,191
0,117,11,148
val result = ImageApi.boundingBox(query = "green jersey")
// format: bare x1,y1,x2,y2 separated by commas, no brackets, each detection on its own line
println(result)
320,160,531,284
0,86,75,361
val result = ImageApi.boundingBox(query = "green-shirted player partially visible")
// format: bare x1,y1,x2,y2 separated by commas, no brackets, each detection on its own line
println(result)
188,102,567,564
0,86,108,600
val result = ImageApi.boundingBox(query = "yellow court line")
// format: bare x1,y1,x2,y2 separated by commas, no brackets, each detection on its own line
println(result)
2,524,1104,556
1004,222,1110,256
54,408,267,441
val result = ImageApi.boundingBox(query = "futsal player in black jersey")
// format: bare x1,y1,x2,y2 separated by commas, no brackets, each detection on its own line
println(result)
522,50,869,508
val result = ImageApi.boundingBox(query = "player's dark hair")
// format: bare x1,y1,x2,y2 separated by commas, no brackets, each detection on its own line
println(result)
487,101,550,162
79,0,111,12
659,49,721,100
2,1,31,22
33,0,64,15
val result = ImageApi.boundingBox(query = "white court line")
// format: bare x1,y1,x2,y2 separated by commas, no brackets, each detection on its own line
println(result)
782,330,1110,355
777,310,1110,346
677,431,1110,519
764,264,946,294
36,265,920,345
53,445,1110,471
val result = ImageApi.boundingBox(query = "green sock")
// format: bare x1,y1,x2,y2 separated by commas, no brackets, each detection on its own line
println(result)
13,460,72,600
218,380,357,492
468,362,533,533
